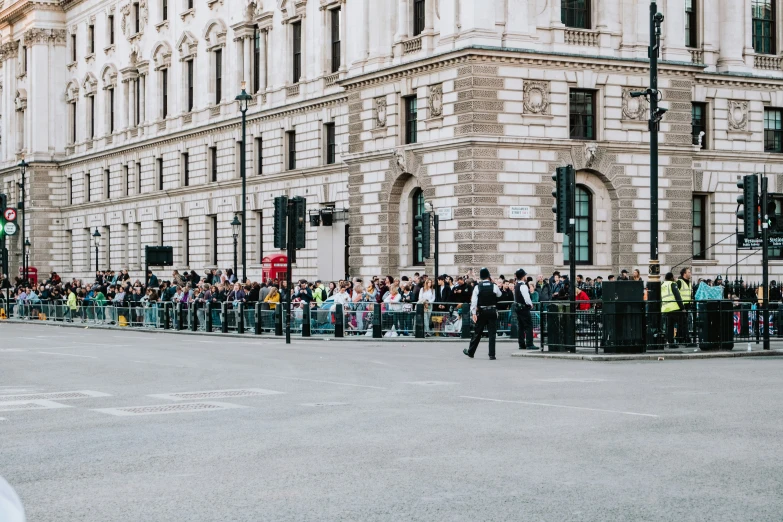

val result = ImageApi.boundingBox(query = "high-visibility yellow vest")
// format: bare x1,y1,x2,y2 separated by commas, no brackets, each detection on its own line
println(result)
661,281,680,314
678,279,692,304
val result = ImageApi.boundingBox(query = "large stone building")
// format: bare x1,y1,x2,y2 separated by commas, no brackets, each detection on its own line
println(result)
1,0,783,284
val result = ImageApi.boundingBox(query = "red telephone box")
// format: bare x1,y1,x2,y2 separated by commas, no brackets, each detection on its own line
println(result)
19,266,38,285
261,255,288,283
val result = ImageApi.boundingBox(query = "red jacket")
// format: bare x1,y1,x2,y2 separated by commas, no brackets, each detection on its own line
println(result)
575,290,590,311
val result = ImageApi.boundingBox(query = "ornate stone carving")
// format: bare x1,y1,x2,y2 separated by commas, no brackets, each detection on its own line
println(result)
621,87,649,120
374,97,387,128
15,90,27,111
728,100,749,131
584,143,598,169
522,80,550,115
428,84,443,117
394,148,406,173
121,0,148,41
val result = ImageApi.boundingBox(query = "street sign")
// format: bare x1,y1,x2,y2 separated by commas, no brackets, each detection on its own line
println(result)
435,207,452,221
738,233,783,249
3,208,16,222
3,222,17,236
510,205,531,219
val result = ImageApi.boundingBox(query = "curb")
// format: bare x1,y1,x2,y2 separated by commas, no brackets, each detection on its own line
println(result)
511,349,783,361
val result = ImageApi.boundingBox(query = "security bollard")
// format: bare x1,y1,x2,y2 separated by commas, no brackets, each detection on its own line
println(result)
373,305,382,338
302,305,311,337
205,302,213,332
461,304,471,339
274,305,283,336
190,302,198,332
221,302,229,334
334,304,344,338
415,303,425,339
163,302,171,330
237,303,245,334
254,302,262,335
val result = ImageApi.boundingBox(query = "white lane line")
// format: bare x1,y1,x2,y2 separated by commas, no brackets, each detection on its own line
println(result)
0,391,111,401
148,388,284,401
259,375,386,390
460,396,659,418
37,352,99,359
66,342,129,347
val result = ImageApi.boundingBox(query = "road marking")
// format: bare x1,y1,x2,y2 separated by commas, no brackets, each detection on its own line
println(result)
148,389,284,401
300,402,349,407
403,381,457,386
0,400,73,412
0,391,111,401
66,342,129,347
459,396,659,418
258,375,386,390
538,378,608,383
93,401,247,417
38,352,99,359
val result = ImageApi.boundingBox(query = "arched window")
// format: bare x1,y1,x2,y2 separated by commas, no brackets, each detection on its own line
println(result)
564,185,592,265
412,189,425,266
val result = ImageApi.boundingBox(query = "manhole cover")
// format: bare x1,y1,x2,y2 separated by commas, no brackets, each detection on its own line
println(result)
0,391,110,402
149,389,284,401
300,402,349,407
93,401,247,417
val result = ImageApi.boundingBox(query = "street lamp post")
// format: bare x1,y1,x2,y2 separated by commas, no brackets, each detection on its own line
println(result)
18,160,27,284
92,228,101,273
424,202,439,278
231,215,241,281
235,82,252,284
24,238,30,284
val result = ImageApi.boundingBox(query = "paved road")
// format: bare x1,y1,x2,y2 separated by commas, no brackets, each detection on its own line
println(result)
1,322,782,522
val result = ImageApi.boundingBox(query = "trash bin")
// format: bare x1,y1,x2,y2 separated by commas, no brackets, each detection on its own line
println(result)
546,303,575,353
698,300,734,351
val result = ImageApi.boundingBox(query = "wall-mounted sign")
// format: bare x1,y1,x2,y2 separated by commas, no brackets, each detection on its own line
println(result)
4,222,18,236
436,207,452,220
510,206,531,219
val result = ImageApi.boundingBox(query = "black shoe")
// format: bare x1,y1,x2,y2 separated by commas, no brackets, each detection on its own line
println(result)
463,349,474,358
527,346,538,350
489,356,496,360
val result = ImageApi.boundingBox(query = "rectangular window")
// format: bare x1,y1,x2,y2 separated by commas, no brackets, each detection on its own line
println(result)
67,177,73,205
123,165,129,196
182,218,190,266
325,123,336,164
71,34,76,62
182,152,189,187
331,8,341,73
563,186,592,264
21,46,27,73
103,169,110,199
256,211,264,263
85,172,91,202
109,88,115,132
561,0,591,29
210,146,218,182
108,15,115,45
162,0,168,21
157,157,164,190
66,230,73,270
89,96,95,138
569,89,596,140
157,220,164,246
235,141,243,179
287,131,296,170
88,24,95,54
135,162,141,194
187,0,193,9
133,2,140,34
253,27,261,92
161,69,168,118
404,96,418,145
187,60,194,111
691,102,707,148
135,79,140,126
255,137,263,175
292,21,302,83
413,0,426,36
685,0,697,48
211,215,218,265
765,108,783,153
692,195,707,260
70,101,77,144
214,49,222,104
753,0,776,55
121,224,129,268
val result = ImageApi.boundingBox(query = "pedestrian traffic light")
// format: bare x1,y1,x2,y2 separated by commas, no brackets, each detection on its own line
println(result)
293,196,307,249
552,167,569,234
421,211,431,259
0,194,6,239
737,175,759,239
767,200,778,232
273,195,288,249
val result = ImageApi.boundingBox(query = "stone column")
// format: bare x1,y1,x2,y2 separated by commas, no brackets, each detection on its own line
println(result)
339,2,347,70
504,0,530,47
395,0,408,43
139,74,145,124
663,0,691,61
596,0,621,51
717,0,745,70
259,30,268,92
128,78,135,127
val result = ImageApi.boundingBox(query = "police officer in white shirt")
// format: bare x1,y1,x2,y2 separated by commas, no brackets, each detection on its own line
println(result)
464,267,502,360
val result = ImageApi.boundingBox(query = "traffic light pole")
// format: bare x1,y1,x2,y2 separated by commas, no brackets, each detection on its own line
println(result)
285,199,295,345
433,214,439,280
761,176,770,351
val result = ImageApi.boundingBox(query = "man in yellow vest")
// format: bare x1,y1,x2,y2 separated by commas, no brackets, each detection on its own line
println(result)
661,272,684,347
676,267,692,345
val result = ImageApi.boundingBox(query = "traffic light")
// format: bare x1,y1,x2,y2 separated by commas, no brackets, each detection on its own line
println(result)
767,201,778,232
0,194,6,239
421,212,431,259
293,196,306,249
737,175,759,239
552,167,569,234
273,195,288,249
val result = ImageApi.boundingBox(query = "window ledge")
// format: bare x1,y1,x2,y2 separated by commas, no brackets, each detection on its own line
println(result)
85,52,95,63
103,44,115,55
155,20,169,32
67,61,77,72
207,0,223,8
180,8,195,21
16,71,26,80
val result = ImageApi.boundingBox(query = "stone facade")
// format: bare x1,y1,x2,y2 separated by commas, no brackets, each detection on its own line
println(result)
2,0,783,283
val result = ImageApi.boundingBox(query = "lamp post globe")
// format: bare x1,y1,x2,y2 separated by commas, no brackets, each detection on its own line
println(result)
92,228,101,273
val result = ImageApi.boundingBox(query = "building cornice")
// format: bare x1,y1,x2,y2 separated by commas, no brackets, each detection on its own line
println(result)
0,0,63,25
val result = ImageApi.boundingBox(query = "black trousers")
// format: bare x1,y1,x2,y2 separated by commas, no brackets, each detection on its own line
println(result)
515,306,535,348
468,308,498,358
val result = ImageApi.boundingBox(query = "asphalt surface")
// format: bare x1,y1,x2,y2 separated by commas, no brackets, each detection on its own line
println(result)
1,322,782,522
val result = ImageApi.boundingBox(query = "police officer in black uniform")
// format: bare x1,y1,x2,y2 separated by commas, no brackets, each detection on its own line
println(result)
514,268,536,350
464,267,502,360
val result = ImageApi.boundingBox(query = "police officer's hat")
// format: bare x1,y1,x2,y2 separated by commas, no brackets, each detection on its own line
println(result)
515,268,527,279
479,267,490,280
